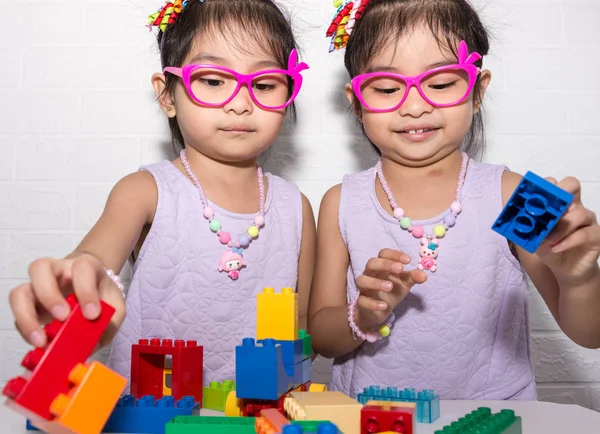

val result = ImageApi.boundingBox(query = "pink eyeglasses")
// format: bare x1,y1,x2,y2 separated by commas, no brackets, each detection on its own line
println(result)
351,41,482,112
164,49,309,110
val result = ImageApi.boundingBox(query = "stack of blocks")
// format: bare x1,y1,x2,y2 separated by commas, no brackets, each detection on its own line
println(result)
361,401,417,434
166,416,340,434
2,294,127,434
203,380,236,412
357,386,440,423
434,407,522,434
235,287,313,402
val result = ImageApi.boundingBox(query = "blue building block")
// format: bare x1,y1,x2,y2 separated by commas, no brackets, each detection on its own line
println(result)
103,394,196,434
257,337,304,366
492,171,574,253
357,386,440,423
25,420,39,431
236,338,294,400
285,422,341,434
292,357,312,388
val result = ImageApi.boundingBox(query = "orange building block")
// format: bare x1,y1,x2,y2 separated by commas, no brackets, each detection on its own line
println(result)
255,408,291,434
32,361,126,434
256,287,298,340
284,391,363,434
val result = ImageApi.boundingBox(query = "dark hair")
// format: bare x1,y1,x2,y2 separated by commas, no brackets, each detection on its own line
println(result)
344,0,490,160
156,0,298,153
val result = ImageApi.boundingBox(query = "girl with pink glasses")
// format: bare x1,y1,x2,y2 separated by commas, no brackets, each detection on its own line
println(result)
9,0,315,385
309,0,600,400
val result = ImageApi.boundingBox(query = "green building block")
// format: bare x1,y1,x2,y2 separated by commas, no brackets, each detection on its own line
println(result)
299,329,312,358
202,380,236,412
166,416,255,434
434,407,522,434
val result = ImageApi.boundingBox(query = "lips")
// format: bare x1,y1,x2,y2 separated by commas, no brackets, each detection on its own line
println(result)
398,127,439,134
221,125,255,132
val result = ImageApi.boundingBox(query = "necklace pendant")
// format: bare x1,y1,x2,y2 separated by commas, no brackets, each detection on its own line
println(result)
417,236,439,272
218,248,246,280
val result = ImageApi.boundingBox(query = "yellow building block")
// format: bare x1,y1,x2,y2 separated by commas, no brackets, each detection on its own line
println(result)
284,391,363,434
256,287,298,340
364,400,416,410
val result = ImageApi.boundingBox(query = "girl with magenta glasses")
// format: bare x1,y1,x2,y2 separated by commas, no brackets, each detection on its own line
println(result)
8,0,315,387
309,0,600,400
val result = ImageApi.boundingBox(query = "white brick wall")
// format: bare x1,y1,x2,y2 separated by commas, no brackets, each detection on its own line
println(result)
1,0,599,409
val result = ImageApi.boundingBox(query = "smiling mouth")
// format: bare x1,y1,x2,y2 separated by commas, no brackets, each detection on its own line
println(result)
398,127,439,134
221,127,255,133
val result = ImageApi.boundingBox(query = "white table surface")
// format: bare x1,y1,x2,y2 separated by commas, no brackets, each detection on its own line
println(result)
2,400,600,433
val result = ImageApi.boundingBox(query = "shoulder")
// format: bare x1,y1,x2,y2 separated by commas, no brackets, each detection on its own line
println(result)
107,170,158,224
319,184,343,221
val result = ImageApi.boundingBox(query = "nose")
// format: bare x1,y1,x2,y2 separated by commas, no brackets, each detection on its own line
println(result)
397,85,433,118
223,84,254,115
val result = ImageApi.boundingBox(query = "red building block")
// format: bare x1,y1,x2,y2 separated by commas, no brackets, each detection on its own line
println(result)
3,294,115,421
130,338,203,404
361,402,415,434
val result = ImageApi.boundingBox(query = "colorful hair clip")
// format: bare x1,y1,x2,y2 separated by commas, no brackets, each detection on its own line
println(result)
147,0,193,33
326,0,371,52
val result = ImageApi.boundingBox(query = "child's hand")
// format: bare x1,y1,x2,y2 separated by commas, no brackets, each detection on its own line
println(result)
537,177,600,285
8,253,127,349
354,249,427,331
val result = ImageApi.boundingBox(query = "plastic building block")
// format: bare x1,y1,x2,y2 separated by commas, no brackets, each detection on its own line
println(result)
298,330,312,359
131,338,203,403
3,293,115,421
308,384,328,392
257,287,298,340
236,338,293,400
26,420,39,431
103,394,196,434
361,402,415,434
203,380,236,412
433,407,522,434
166,416,256,434
258,337,304,367
293,358,312,389
284,391,363,434
284,422,341,434
357,386,440,423
256,408,291,433
492,171,574,253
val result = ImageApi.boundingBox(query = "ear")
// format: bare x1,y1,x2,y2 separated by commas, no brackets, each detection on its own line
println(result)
420,237,428,245
474,69,492,115
152,73,176,118
345,82,362,122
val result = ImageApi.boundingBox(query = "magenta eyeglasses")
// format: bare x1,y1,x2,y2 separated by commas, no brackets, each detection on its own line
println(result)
351,41,482,112
163,49,309,110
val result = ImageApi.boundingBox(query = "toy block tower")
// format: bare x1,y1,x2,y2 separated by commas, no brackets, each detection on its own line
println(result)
257,287,298,340
130,338,203,404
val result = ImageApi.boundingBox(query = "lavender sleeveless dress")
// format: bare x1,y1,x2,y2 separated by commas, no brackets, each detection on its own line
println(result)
107,161,303,389
331,159,537,400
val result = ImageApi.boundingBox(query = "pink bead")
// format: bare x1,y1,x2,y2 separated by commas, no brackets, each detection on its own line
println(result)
393,208,405,219
365,333,378,343
203,207,214,219
254,215,265,227
218,232,231,244
412,225,424,238
450,201,462,214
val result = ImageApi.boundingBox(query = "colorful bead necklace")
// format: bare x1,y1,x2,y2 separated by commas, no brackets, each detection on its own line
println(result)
180,150,265,280
375,152,469,272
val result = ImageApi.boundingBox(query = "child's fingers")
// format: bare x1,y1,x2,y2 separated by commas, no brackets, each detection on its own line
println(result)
9,282,47,348
363,257,405,278
71,256,105,320
356,295,388,315
377,249,411,264
28,258,72,322
546,206,595,247
356,274,393,293
392,268,428,289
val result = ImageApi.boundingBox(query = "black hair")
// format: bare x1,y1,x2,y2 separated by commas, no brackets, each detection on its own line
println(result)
344,0,490,160
156,0,298,153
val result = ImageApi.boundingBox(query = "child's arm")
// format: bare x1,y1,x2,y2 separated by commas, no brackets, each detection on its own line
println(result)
9,171,157,349
297,193,317,333
502,171,600,349
308,185,424,359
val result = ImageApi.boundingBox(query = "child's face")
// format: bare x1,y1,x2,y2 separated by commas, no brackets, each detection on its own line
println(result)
156,31,286,163
347,26,491,165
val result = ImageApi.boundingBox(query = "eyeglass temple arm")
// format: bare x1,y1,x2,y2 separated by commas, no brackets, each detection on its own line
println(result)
163,66,183,77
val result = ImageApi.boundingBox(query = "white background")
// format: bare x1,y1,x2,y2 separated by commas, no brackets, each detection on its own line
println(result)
1,0,600,410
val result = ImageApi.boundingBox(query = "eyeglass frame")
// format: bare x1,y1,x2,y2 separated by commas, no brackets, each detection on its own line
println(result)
163,49,309,111
351,40,483,113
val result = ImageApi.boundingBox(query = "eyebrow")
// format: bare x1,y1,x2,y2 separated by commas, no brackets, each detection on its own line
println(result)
366,60,457,74
187,53,283,69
